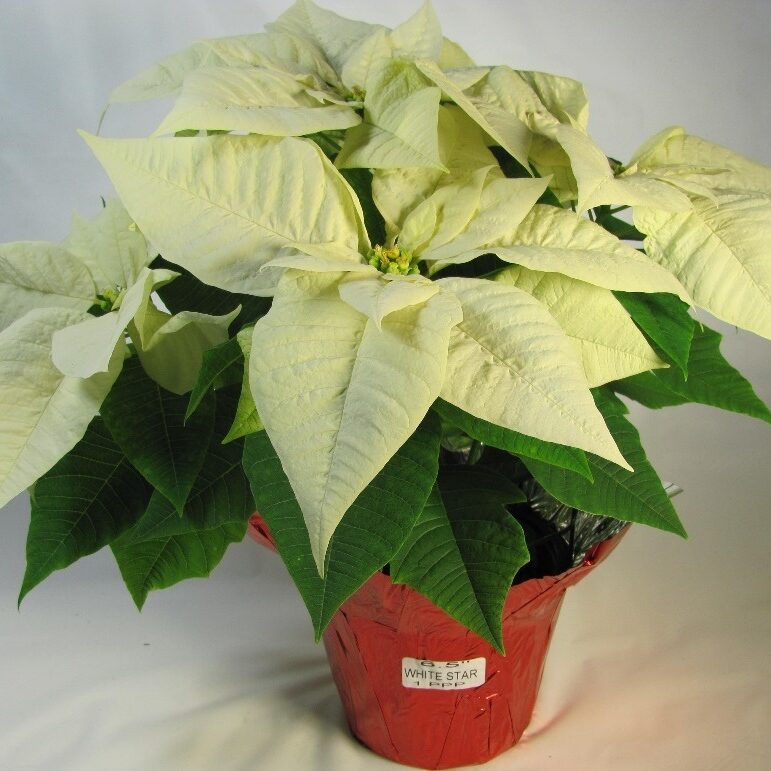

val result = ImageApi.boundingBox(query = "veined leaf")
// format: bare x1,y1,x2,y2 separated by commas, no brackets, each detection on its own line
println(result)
613,324,771,423
338,273,439,328
390,1,443,60
516,70,589,130
495,265,667,386
538,122,691,212
186,337,243,420
635,193,771,340
100,357,215,513
249,269,461,573
372,105,498,240
154,66,360,137
391,469,528,652
416,59,531,170
628,126,771,196
111,392,253,608
340,28,393,95
523,388,687,536
614,291,695,376
0,242,95,332
439,203,690,299
336,59,445,171
330,1,445,92
242,411,441,638
19,418,152,604
260,252,372,274
399,166,491,256
109,30,340,103
80,132,368,297
432,398,593,480
65,199,151,290
420,176,548,264
437,277,630,469
0,307,124,510
269,0,382,74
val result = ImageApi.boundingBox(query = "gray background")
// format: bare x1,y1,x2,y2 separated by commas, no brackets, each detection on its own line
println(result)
1,2,769,769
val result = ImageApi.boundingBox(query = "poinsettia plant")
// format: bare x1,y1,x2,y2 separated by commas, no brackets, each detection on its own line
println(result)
2,0,769,652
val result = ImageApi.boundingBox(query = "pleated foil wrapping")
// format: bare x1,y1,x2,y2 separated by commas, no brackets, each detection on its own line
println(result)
248,513,628,769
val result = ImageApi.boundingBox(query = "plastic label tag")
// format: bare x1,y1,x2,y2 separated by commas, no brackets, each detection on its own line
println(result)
401,657,486,690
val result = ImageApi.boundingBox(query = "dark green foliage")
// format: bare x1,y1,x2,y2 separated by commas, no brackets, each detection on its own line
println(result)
151,255,271,332
111,390,253,608
19,418,152,604
433,399,593,480
614,324,771,423
391,468,528,652
186,337,243,420
101,357,215,513
242,413,441,639
615,291,695,375
523,388,687,537
339,168,387,246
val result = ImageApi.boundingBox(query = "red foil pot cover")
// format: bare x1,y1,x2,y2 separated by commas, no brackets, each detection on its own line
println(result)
248,514,627,770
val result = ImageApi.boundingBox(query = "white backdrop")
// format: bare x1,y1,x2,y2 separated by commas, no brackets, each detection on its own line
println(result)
1,2,769,770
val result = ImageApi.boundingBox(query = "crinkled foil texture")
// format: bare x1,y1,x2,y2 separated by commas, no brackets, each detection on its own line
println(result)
248,514,627,769
523,480,628,567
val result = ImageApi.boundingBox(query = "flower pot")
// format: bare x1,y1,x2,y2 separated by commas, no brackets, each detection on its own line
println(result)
248,515,627,769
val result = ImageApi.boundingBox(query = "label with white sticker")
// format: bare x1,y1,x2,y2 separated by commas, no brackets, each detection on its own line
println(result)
401,657,486,690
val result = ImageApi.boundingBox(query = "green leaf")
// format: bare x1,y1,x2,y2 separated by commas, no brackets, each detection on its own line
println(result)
595,213,645,241
432,399,592,480
613,325,771,423
523,388,687,537
242,412,441,638
101,357,215,512
614,291,695,376
111,392,253,608
339,168,386,247
151,256,271,331
186,337,243,420
391,469,528,652
222,328,263,443
19,418,152,605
